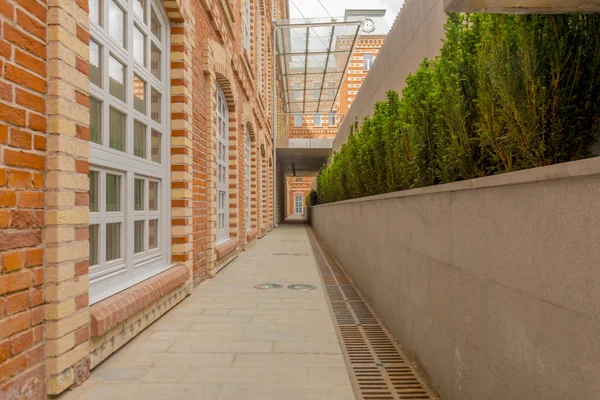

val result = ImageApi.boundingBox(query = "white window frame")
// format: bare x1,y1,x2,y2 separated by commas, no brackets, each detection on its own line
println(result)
313,82,320,100
313,114,322,127
294,82,302,100
294,114,302,127
294,195,304,215
246,128,252,231
328,81,336,99
243,0,251,56
216,85,230,243
88,0,172,304
364,53,374,71
328,112,336,126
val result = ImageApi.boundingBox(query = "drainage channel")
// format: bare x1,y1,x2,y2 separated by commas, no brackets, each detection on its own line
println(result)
306,226,438,400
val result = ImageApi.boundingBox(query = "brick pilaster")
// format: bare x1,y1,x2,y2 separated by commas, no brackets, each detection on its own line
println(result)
0,0,47,397
169,5,195,291
44,0,91,393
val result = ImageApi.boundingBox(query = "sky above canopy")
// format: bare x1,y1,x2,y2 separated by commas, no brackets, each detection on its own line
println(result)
288,0,404,28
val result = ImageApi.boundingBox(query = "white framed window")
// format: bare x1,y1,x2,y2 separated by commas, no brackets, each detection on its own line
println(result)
257,11,263,95
294,195,303,215
246,128,252,231
364,53,374,71
313,82,320,100
88,0,171,304
243,0,250,55
328,112,336,126
216,85,229,243
313,114,322,127
294,82,302,100
294,114,302,127
327,81,336,99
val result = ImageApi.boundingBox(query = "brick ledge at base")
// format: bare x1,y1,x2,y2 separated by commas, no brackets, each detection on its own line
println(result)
247,228,257,242
216,238,239,260
90,265,189,337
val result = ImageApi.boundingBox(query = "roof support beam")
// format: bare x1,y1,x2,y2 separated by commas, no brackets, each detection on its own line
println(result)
316,26,336,113
444,0,600,13
301,27,310,114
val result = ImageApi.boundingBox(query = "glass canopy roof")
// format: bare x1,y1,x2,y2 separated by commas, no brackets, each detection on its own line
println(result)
275,17,363,114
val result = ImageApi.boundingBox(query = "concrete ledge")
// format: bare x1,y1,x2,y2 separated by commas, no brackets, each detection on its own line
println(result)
90,265,189,337
444,0,600,13
314,157,600,208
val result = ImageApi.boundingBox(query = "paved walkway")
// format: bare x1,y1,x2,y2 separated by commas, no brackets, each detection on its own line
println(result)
60,219,355,400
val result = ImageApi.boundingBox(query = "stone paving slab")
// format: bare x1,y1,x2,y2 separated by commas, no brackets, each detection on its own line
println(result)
57,221,355,400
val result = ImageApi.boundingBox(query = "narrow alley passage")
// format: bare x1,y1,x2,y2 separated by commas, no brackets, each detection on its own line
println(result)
59,219,356,400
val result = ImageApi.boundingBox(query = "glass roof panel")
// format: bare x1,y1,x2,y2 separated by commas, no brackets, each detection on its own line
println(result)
275,17,362,114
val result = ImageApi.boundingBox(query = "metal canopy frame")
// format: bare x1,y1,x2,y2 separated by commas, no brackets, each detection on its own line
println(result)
274,17,363,115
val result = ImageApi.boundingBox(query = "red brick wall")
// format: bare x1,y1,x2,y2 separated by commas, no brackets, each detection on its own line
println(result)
0,0,47,398
286,177,313,217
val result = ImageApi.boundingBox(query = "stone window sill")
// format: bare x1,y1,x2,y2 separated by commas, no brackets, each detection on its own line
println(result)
216,238,239,261
91,264,189,337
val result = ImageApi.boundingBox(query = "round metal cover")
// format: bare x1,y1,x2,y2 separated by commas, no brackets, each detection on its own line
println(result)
254,283,283,290
288,284,316,291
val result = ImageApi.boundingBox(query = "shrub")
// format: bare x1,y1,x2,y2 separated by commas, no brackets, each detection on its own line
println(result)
317,13,600,204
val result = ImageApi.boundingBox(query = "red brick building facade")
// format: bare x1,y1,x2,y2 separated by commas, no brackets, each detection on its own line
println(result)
0,0,287,397
285,176,313,217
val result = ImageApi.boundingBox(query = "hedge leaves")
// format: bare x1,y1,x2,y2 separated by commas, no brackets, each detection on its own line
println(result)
317,13,600,204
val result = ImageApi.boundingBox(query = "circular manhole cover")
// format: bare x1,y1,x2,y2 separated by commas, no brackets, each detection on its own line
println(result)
254,283,283,290
287,284,316,291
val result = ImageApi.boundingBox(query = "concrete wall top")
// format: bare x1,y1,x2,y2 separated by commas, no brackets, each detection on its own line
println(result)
313,156,600,207
444,0,600,13
332,0,447,154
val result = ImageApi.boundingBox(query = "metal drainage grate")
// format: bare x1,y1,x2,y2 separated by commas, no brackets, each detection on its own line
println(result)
306,227,438,400
254,283,283,290
287,284,316,291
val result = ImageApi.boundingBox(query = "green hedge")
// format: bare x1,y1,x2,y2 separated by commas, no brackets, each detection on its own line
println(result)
317,13,600,204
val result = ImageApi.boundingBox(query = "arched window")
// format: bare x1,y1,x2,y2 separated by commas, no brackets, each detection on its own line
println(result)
88,0,171,303
216,85,229,243
294,195,304,215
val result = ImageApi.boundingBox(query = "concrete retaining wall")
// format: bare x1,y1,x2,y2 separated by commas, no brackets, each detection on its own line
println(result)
309,157,600,400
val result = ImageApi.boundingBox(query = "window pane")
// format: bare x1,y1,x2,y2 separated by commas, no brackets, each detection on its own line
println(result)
151,129,161,163
149,220,158,249
151,9,161,40
109,108,125,151
89,97,101,144
134,120,146,158
89,224,99,266
106,222,121,261
151,89,161,122
134,178,144,211
134,0,145,21
109,56,125,101
89,171,99,212
108,1,126,48
149,181,158,210
134,220,144,253
151,44,160,80
90,40,102,87
133,26,146,65
133,75,146,114
106,173,121,212
90,0,100,25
